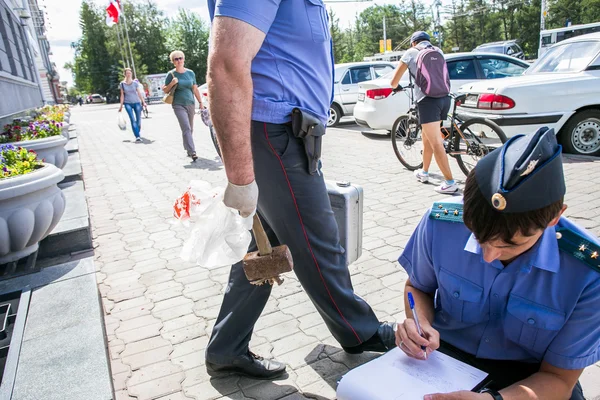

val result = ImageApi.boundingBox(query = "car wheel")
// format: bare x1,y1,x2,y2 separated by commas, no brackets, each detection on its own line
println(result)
560,110,600,157
327,104,342,127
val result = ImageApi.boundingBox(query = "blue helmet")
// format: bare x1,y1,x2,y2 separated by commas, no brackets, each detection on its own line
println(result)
411,31,431,43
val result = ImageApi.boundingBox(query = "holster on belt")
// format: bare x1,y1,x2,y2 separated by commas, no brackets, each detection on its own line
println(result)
291,108,325,175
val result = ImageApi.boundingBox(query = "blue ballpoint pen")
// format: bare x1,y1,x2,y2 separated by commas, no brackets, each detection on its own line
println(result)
407,292,428,359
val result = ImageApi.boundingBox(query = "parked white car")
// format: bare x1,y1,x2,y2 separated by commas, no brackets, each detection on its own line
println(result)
353,53,529,132
457,32,600,156
329,61,396,127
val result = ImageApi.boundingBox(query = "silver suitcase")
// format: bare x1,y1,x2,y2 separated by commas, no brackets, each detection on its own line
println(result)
326,180,363,266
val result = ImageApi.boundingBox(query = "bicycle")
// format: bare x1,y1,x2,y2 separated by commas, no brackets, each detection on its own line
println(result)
197,107,221,158
391,83,507,177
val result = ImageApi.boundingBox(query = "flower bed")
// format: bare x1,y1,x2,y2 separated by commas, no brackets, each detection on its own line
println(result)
0,144,42,179
1,119,69,168
0,144,65,263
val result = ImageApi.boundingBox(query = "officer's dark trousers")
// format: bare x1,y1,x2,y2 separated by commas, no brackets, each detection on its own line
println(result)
439,341,585,399
205,121,380,364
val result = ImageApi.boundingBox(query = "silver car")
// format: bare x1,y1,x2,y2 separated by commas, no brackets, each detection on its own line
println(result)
329,61,396,127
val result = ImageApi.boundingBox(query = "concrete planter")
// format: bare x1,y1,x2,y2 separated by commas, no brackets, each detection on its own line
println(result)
0,164,66,264
13,135,68,169
62,123,70,140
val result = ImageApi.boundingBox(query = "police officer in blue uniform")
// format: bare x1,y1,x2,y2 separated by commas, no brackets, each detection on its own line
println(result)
204,0,395,379
396,127,600,400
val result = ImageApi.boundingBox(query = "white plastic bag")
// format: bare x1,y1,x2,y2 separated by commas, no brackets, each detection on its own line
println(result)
174,180,253,269
118,112,127,131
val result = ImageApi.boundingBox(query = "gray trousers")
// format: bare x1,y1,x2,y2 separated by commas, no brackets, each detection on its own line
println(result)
205,121,380,364
173,104,196,155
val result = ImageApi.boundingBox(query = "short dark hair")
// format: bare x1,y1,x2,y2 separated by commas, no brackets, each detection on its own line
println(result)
412,39,427,45
462,170,564,245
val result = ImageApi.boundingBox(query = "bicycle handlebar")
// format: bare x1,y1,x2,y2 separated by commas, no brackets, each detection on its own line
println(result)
392,83,414,95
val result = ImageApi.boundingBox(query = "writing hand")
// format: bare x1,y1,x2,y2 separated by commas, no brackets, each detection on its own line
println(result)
395,318,440,360
424,391,492,400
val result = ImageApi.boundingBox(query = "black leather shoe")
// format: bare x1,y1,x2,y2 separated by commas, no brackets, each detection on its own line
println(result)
342,322,396,354
206,351,287,380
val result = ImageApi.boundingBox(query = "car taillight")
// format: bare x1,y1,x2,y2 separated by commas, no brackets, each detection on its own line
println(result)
477,94,515,110
366,88,393,100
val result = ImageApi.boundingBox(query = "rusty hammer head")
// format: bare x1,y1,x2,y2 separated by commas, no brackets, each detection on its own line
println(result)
242,214,293,284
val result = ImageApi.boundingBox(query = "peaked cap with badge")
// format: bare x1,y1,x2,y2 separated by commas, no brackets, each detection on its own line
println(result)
475,126,566,213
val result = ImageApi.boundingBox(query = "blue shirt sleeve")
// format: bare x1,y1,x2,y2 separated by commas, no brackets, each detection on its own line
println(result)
398,210,438,293
214,0,282,34
544,278,600,370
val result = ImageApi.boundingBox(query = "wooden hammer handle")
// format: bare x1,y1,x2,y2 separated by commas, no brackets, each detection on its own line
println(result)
252,214,272,256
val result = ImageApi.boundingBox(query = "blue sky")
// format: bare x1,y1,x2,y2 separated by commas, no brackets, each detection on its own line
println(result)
44,0,435,86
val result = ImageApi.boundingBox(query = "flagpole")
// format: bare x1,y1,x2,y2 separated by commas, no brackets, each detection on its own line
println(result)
115,22,128,69
119,0,137,78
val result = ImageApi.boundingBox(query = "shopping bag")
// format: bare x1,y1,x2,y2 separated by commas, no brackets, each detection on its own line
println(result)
174,180,253,269
118,112,127,131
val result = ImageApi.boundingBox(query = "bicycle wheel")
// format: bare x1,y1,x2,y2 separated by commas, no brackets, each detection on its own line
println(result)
209,125,221,158
453,117,507,177
391,115,423,171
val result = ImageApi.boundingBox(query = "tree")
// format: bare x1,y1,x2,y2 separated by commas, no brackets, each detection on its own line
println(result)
166,9,210,84
72,2,116,95
329,8,345,63
121,1,170,74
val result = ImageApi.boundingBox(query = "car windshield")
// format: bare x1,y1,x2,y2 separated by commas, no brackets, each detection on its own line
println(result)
476,46,504,54
526,41,600,74
334,67,346,83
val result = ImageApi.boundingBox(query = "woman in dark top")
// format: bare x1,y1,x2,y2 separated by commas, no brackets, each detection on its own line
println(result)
163,50,206,161
119,68,146,142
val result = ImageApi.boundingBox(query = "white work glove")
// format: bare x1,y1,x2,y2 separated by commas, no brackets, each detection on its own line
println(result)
223,180,258,218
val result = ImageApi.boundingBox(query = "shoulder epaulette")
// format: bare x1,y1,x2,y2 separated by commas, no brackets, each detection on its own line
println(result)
556,227,600,273
429,202,463,223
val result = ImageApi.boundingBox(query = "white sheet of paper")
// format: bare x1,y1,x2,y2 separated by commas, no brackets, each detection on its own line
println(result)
337,347,488,400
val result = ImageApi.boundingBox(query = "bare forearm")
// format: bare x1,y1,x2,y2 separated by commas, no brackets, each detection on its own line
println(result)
404,280,435,327
499,372,576,400
208,60,254,185
193,87,203,107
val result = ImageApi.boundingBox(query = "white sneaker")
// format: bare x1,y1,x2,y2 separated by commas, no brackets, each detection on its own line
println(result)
414,169,429,183
435,181,459,194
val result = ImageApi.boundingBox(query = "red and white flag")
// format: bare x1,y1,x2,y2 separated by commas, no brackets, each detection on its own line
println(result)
106,0,121,26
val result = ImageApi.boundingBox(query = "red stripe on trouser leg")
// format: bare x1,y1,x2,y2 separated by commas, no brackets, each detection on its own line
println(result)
262,122,363,344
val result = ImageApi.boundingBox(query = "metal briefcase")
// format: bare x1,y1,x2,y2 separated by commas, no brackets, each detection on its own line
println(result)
326,180,363,266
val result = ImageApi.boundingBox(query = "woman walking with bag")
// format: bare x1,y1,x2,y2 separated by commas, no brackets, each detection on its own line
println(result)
119,68,146,142
163,50,205,161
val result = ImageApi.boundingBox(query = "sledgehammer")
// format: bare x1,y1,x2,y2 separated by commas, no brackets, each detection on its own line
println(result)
243,214,293,285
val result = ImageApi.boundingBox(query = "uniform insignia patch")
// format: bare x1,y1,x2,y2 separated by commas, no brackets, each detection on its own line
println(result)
556,228,600,273
429,202,463,223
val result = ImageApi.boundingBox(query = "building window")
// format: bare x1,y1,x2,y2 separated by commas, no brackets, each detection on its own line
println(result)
0,6,35,82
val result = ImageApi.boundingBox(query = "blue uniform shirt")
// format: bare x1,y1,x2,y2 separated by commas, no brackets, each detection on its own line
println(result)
208,0,334,125
399,199,600,370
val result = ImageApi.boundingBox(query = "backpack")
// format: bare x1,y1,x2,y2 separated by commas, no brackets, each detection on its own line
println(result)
414,45,450,98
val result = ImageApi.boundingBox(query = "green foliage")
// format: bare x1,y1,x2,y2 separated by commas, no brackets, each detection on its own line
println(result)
166,9,210,85
0,145,43,179
68,1,209,98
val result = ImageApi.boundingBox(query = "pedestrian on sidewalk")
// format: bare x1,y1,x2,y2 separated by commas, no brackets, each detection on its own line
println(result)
204,0,396,380
118,68,146,143
390,31,458,194
396,127,599,400
162,50,205,162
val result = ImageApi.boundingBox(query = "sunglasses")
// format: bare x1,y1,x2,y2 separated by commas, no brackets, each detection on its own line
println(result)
173,57,184,61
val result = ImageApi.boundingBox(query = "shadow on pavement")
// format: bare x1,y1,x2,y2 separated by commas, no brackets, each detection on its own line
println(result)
563,154,599,164
184,157,222,171
360,131,391,140
122,138,156,144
